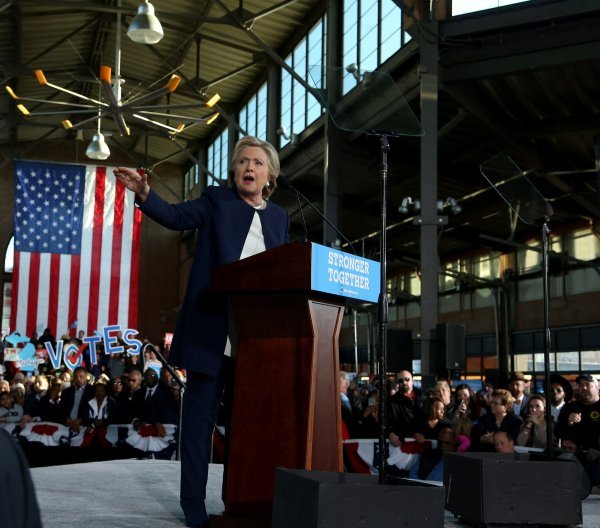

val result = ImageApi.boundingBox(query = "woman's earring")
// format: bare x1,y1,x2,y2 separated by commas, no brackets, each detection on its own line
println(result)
266,181,271,187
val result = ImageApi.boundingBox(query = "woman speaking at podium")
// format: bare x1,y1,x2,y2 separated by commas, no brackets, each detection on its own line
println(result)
114,136,289,528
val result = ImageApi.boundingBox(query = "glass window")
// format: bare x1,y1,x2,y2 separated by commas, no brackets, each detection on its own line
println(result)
342,0,406,95
207,128,229,187
279,18,326,147
452,0,530,16
534,353,556,372
513,354,533,372
581,351,600,372
557,352,579,372
239,83,268,140
519,242,541,273
572,229,600,261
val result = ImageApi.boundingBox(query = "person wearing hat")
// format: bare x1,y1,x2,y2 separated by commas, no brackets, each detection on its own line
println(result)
550,374,573,423
507,371,530,418
557,373,600,452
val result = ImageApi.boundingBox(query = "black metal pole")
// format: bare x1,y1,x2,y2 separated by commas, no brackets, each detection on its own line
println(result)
143,342,186,461
377,134,390,483
541,219,553,459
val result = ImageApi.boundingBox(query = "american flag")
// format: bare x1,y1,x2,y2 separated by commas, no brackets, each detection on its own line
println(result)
11,160,142,338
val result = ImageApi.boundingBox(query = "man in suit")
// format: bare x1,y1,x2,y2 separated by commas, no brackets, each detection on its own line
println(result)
508,371,530,418
59,366,95,433
114,136,289,528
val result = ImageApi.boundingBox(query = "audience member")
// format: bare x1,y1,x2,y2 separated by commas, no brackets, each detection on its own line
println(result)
516,394,553,449
557,373,600,451
81,381,116,448
453,415,473,452
471,389,522,451
119,368,145,424
0,390,23,424
449,383,475,422
550,374,573,423
415,396,452,443
354,388,379,439
388,370,423,446
339,371,355,437
58,366,95,433
494,430,515,454
408,426,456,481
434,379,453,420
507,371,530,418
20,374,50,425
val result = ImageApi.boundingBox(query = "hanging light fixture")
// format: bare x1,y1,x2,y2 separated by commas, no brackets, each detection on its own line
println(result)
127,0,164,44
86,112,111,160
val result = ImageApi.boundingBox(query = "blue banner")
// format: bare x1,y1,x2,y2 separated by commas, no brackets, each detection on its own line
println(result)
311,243,380,303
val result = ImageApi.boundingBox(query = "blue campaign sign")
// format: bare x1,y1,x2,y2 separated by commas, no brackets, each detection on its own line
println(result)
311,243,380,303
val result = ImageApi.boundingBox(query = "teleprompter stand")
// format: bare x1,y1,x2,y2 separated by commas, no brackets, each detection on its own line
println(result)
308,64,424,481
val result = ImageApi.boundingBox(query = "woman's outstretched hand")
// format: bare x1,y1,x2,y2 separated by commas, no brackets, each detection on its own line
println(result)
113,167,150,202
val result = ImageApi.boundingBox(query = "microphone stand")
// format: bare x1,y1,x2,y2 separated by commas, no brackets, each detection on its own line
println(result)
541,218,553,459
143,342,186,461
370,133,390,483
281,178,357,254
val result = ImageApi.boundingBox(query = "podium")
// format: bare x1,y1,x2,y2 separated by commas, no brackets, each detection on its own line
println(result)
211,242,364,517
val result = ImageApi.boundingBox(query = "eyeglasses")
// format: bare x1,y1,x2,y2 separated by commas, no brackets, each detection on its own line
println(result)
398,377,411,382
113,381,123,385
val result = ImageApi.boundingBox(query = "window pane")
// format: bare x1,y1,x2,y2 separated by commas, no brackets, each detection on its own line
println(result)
557,352,579,372
581,351,600,372
207,129,228,186
452,0,529,16
513,354,533,372
280,17,326,140
534,353,556,372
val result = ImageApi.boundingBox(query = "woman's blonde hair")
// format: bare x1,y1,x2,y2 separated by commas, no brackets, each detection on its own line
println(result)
229,136,280,199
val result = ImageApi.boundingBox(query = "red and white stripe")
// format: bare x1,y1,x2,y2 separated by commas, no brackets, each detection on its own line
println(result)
10,164,141,338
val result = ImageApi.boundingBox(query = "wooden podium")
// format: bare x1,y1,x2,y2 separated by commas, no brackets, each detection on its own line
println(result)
211,242,346,517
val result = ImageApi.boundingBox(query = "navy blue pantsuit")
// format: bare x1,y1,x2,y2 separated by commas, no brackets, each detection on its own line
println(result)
138,185,289,527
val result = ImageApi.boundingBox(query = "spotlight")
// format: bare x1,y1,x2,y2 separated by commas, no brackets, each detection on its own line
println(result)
128,1,164,44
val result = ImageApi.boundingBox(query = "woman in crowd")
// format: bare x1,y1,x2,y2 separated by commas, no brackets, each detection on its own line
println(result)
471,388,522,451
517,394,553,448
415,396,452,443
81,381,116,448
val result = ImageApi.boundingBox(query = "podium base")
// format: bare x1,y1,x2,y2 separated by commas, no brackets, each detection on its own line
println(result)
272,468,444,528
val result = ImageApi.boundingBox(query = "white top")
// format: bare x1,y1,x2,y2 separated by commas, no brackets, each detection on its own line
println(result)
224,211,266,357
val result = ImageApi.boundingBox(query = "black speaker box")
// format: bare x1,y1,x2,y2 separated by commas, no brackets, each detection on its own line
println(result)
272,468,444,528
387,328,413,374
435,323,465,371
444,452,584,526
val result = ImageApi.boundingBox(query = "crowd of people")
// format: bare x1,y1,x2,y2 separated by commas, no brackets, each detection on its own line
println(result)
0,329,183,457
340,369,600,487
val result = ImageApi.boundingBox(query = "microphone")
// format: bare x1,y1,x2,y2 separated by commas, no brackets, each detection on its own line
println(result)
142,342,186,391
278,175,356,254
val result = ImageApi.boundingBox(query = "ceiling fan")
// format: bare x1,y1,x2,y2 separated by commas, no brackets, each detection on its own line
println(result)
4,0,221,159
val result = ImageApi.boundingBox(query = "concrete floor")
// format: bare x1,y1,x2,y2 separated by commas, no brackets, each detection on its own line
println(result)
31,460,600,527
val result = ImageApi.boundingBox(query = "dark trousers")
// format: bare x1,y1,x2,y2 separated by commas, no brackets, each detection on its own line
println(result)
180,358,232,527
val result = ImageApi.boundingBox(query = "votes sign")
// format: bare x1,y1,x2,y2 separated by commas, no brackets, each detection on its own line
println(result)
43,325,142,370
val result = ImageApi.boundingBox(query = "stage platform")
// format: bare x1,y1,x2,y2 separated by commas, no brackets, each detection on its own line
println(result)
31,459,600,527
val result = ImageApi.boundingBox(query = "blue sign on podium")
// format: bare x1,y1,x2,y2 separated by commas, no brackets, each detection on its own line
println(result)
310,243,380,303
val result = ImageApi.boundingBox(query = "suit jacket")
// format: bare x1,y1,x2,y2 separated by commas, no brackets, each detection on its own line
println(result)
58,384,95,424
139,185,289,376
